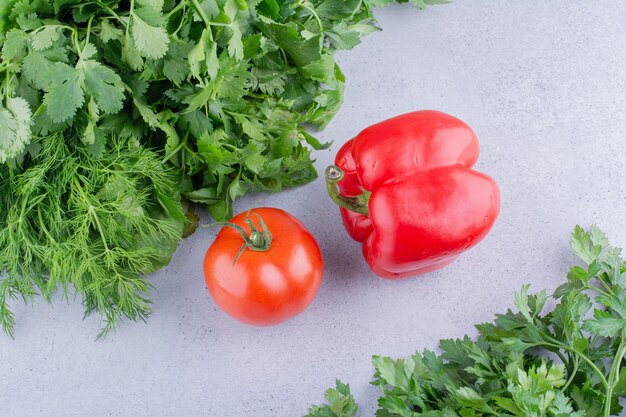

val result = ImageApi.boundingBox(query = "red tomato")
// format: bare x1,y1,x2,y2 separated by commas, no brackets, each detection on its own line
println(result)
203,207,324,326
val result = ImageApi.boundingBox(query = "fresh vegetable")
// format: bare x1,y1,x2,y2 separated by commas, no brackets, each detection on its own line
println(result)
204,207,323,326
0,134,185,338
304,225,626,417
325,110,500,278
0,0,438,335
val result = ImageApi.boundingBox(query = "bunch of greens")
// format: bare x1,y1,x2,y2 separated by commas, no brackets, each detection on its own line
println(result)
0,0,440,219
305,226,626,417
0,0,441,335
0,135,185,338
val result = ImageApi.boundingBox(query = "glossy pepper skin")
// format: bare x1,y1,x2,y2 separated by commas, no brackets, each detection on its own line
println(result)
327,110,500,279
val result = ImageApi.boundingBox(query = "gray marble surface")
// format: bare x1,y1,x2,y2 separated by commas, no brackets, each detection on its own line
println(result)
2,1,626,416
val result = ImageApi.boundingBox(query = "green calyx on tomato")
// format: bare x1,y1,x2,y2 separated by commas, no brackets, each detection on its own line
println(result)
218,212,273,265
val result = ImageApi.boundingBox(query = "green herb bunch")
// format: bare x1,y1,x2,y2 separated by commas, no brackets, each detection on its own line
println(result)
306,226,626,417
0,134,185,338
0,0,438,219
0,0,443,335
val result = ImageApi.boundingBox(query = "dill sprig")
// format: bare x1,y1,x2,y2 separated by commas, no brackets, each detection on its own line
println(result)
0,134,185,338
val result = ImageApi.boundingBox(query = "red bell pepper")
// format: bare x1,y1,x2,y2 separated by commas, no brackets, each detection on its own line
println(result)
325,110,500,279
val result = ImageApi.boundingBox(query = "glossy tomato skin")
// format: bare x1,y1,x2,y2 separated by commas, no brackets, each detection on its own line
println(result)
203,207,323,326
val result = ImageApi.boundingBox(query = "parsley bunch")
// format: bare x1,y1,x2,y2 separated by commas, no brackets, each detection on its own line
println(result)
306,226,626,417
0,0,442,335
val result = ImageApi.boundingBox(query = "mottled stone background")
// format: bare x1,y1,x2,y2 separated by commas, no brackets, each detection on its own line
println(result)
2,1,626,416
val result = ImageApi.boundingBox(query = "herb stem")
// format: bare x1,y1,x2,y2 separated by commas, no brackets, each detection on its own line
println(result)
84,15,95,47
4,58,10,100
605,337,626,417
598,276,616,296
99,3,126,26
37,205,57,244
584,284,611,298
540,341,608,389
126,0,135,41
191,0,211,27
166,0,186,17
562,356,579,391
72,177,110,252
298,1,323,31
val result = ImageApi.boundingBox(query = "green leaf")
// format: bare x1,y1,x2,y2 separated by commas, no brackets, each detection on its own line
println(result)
198,0,220,19
2,28,28,59
183,187,221,204
82,98,100,145
316,0,361,20
613,367,626,396
303,380,358,417
301,130,331,150
80,57,125,115
133,98,159,127
120,39,143,72
583,309,626,338
372,356,410,391
53,0,81,14
99,19,123,43
31,26,60,50
163,40,193,85
566,265,591,284
72,3,98,22
257,16,322,67
179,110,212,139
302,54,337,83
243,152,267,174
227,24,244,60
131,7,170,59
22,46,68,89
0,97,33,163
156,190,186,222
42,62,83,123
455,387,494,413
136,0,164,10
257,0,280,20
571,224,605,265
16,13,42,31
327,22,378,50
84,125,106,158
158,116,180,155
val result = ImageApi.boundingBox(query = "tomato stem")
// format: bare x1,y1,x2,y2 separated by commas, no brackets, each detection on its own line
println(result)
217,211,273,265
325,165,370,216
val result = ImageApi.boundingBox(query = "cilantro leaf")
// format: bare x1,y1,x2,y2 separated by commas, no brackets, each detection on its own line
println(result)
0,97,33,163
21,46,68,89
42,62,83,123
30,25,60,50
99,19,123,43
80,57,125,115
2,28,28,59
131,7,170,59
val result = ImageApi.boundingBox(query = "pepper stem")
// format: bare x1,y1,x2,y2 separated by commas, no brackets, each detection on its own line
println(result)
216,211,273,265
325,165,370,216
